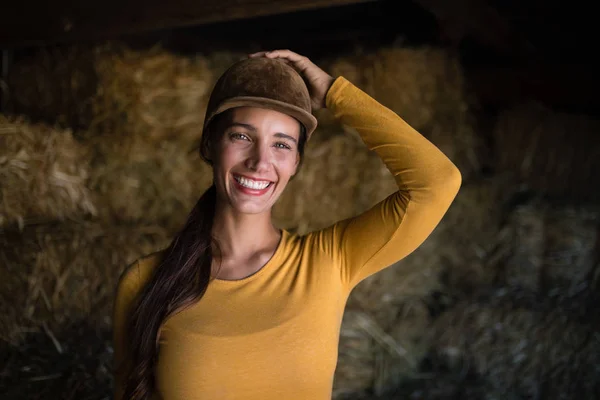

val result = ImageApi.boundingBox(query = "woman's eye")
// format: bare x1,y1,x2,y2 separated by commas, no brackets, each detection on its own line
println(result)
275,142,292,150
231,132,250,141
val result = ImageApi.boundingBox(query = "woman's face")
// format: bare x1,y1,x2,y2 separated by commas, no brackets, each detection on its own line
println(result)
211,106,301,215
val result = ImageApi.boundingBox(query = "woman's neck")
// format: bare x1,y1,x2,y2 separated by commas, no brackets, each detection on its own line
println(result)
211,203,280,261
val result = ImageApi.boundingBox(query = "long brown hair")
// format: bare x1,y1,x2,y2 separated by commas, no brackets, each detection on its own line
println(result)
121,113,308,400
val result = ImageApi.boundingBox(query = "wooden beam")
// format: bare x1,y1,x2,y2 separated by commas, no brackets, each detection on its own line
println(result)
0,0,375,48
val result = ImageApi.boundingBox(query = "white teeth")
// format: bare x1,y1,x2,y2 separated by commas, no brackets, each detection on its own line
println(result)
234,175,271,190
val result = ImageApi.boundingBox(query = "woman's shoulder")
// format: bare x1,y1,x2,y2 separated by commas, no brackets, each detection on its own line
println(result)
117,248,167,292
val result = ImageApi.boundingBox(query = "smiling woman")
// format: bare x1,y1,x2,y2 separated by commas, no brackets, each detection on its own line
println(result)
210,106,303,215
112,51,461,400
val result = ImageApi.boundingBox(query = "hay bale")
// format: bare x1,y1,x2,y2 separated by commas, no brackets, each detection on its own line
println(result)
91,44,220,145
334,308,428,398
502,202,599,297
346,178,508,328
0,320,113,400
7,43,244,146
503,204,545,293
431,176,514,295
0,221,171,345
330,178,511,396
431,301,600,399
0,115,97,230
543,208,599,297
493,102,600,203
6,46,97,130
87,134,213,232
9,43,481,173
327,46,482,180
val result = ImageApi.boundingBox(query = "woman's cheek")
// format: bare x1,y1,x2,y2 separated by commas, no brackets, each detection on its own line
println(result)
273,152,297,175
220,145,246,165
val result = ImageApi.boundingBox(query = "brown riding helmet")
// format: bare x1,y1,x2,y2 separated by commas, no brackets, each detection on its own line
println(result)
199,56,318,164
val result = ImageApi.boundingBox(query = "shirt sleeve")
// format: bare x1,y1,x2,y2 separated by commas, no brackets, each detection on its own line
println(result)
321,76,462,292
112,260,142,400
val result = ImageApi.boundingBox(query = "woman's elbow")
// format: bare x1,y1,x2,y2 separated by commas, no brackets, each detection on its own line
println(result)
447,164,462,194
432,163,462,203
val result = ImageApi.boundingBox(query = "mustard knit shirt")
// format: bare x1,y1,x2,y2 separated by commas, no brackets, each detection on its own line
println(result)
113,76,462,400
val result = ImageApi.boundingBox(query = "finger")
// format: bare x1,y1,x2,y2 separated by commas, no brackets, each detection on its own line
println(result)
248,51,269,58
266,50,315,74
264,49,305,63
248,51,297,65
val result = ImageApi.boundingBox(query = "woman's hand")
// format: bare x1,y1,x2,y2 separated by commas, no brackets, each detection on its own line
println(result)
248,49,335,111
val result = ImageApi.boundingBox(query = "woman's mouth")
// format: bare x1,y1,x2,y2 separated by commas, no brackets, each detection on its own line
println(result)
232,174,274,195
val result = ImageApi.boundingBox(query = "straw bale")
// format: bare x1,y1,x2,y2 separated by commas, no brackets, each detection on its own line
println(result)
0,319,113,400
0,115,97,230
334,307,429,398
502,204,545,292
330,178,510,397
431,301,600,399
8,44,480,174
493,102,600,203
91,44,219,145
501,202,599,297
6,46,97,130
432,176,512,294
7,43,245,146
86,134,213,233
0,220,171,345
328,46,482,180
346,178,508,326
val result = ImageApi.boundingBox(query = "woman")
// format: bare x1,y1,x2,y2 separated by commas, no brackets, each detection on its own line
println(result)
113,49,462,400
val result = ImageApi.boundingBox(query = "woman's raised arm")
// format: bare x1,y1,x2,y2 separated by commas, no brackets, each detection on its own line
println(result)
319,76,462,292
250,49,461,292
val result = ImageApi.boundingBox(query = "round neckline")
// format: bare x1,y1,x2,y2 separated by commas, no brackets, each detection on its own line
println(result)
210,228,288,285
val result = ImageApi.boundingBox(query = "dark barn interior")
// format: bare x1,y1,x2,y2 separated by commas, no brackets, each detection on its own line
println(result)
1,0,599,399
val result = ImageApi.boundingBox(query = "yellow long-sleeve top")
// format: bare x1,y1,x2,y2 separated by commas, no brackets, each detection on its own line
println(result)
113,76,462,400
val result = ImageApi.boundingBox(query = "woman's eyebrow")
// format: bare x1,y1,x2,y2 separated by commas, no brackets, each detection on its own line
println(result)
226,122,256,131
274,132,298,144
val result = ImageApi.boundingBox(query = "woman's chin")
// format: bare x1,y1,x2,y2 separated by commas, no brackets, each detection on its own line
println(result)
231,201,272,215
227,190,275,214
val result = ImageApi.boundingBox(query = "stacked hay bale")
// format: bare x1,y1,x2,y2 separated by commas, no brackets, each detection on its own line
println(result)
86,45,225,231
431,299,600,399
329,98,600,397
493,102,600,204
6,46,98,130
0,221,171,399
0,221,170,344
417,198,600,399
1,45,223,397
331,176,510,397
6,44,236,232
0,116,96,230
326,46,483,181
2,42,496,399
397,100,600,398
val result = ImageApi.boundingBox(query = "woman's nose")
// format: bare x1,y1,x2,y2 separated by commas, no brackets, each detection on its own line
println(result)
245,143,271,171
